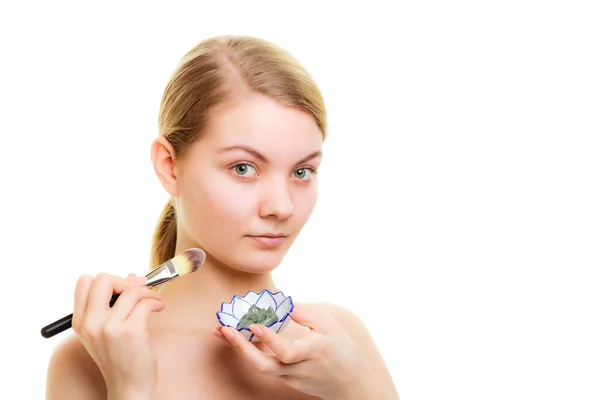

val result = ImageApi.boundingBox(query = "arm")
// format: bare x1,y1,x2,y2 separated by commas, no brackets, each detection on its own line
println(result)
317,303,400,400
45,334,107,400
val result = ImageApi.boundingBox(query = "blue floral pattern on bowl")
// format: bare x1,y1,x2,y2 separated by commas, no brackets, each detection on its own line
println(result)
217,289,294,342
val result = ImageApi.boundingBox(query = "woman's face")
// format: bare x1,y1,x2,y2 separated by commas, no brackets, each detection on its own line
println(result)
173,93,323,273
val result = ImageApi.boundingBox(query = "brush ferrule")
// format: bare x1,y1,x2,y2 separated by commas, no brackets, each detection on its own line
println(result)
144,260,179,287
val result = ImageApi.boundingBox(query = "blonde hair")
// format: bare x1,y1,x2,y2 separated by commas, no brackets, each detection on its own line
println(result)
150,35,328,270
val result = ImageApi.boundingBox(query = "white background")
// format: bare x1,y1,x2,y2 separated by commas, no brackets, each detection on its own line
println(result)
0,1,598,399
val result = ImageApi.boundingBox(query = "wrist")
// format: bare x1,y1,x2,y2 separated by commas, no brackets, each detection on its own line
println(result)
107,393,153,400
107,385,155,400
330,367,384,400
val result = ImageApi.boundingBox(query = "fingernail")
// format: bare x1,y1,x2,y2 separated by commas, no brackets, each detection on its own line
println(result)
222,328,234,341
212,329,224,339
250,325,263,336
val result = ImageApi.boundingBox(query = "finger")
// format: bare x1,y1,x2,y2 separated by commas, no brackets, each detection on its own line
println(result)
215,327,276,357
72,275,94,331
125,298,165,326
213,326,230,343
290,304,337,334
110,286,162,321
221,327,285,375
213,328,237,352
126,273,148,286
212,328,225,340
214,326,234,341
85,274,133,316
130,274,155,294
248,324,304,364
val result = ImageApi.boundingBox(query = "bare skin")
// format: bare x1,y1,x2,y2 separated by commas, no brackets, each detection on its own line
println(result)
45,93,399,400
47,301,397,399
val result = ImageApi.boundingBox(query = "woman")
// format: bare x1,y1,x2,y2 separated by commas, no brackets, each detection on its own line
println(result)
46,35,399,400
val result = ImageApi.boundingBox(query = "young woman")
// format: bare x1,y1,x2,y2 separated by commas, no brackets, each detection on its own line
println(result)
46,35,399,400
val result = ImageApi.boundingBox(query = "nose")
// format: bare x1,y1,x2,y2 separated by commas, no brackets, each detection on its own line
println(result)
259,178,294,221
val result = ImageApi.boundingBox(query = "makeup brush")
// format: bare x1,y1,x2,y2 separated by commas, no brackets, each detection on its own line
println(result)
40,248,206,339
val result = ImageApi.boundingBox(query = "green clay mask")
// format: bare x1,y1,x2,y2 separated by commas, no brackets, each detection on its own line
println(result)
237,304,279,329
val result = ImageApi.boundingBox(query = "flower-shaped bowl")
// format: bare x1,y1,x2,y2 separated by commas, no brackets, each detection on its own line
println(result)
216,289,294,342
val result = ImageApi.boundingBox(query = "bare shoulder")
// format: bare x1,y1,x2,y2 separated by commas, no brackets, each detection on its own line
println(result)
300,302,400,400
45,333,106,400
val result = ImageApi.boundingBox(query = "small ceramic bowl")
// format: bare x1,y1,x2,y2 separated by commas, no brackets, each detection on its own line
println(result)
217,289,294,342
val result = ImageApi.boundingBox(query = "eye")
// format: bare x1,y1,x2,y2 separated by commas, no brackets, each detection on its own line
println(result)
232,163,257,177
292,168,314,180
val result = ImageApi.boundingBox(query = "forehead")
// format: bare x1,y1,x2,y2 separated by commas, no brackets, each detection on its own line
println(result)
199,93,323,157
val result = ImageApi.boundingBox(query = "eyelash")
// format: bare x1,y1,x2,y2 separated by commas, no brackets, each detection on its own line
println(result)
230,163,318,180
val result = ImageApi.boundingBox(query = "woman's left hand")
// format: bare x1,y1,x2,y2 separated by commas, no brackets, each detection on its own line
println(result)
214,304,374,399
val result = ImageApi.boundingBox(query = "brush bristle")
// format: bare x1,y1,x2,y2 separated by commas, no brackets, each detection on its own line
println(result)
172,248,206,276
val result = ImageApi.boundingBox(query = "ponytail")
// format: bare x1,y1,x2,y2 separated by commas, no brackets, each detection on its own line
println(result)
150,199,177,270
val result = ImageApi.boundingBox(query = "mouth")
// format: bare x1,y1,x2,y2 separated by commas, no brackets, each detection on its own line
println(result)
246,234,288,248
248,232,287,238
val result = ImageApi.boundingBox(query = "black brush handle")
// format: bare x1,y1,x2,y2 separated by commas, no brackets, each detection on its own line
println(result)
40,293,120,338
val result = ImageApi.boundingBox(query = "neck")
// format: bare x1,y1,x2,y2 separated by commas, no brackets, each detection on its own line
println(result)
156,251,278,331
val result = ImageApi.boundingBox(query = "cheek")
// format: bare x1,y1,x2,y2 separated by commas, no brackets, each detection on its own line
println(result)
203,183,250,224
179,170,256,237
292,185,318,223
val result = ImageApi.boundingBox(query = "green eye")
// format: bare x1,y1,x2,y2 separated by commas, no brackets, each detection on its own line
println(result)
233,164,256,176
293,168,313,180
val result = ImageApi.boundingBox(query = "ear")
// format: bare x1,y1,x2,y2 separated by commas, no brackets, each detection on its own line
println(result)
151,136,179,197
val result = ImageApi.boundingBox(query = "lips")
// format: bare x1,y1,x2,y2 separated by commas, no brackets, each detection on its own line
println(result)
253,234,285,238
246,234,287,248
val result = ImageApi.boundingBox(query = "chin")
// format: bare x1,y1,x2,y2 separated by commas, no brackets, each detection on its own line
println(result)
233,253,284,273
201,237,294,274
218,246,287,274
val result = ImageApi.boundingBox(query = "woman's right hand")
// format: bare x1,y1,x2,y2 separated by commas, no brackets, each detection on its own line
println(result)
71,273,165,399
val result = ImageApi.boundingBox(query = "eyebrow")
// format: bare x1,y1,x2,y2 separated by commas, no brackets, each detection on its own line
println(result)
220,145,322,165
